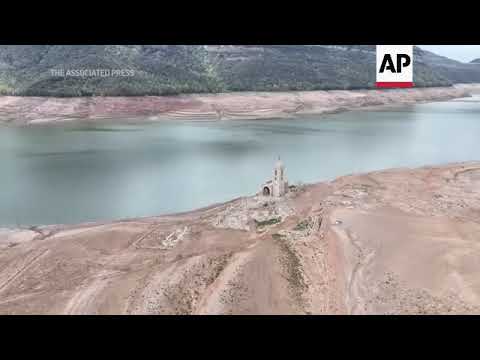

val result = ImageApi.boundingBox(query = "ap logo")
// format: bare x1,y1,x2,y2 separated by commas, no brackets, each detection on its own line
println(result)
376,45,414,88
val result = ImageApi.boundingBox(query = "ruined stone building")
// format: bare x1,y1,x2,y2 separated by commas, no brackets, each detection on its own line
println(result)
261,157,289,197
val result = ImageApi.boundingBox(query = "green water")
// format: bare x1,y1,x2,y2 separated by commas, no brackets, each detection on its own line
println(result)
1,97,479,226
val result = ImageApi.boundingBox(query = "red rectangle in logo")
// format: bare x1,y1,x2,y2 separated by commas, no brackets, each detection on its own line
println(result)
376,82,414,88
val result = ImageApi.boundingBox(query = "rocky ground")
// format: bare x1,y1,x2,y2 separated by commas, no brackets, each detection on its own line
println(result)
1,162,479,314
0,85,477,126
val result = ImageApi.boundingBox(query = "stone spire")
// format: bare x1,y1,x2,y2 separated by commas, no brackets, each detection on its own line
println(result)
273,156,287,197
259,157,289,197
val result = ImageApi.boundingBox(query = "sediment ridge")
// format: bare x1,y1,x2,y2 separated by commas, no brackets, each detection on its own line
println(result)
1,84,479,125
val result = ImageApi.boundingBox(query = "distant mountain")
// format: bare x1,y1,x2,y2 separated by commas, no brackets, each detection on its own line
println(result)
471,58,480,64
415,48,480,83
0,45,474,97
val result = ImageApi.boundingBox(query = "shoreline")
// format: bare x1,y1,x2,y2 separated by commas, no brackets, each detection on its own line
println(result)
1,161,479,314
1,84,479,126
1,160,477,232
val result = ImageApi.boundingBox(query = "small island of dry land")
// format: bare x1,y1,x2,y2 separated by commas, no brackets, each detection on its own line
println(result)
1,161,480,314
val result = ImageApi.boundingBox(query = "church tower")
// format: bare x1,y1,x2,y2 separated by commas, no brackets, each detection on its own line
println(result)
272,156,288,197
260,157,289,197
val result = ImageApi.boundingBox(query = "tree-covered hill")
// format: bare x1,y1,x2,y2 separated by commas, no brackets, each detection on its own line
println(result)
0,45,477,97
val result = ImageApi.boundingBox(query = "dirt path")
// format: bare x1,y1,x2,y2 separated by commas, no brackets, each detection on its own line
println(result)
0,249,50,294
344,228,376,315
194,250,252,314
64,273,112,315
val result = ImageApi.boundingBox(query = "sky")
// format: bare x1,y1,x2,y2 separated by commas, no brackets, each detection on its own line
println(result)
418,45,480,63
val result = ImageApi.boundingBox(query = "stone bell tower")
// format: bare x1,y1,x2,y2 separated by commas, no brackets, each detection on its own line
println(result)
272,156,288,197
260,157,289,197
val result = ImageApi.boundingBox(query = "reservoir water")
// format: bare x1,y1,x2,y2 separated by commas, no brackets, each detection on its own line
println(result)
1,97,479,226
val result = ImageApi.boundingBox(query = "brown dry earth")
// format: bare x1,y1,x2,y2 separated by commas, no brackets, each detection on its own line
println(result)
0,85,477,126
1,162,479,314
